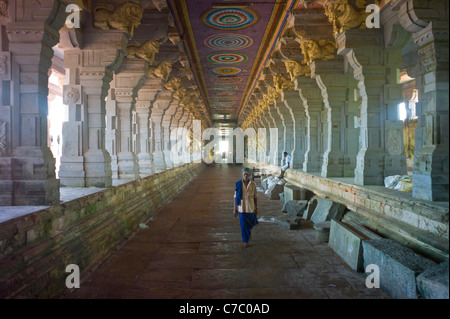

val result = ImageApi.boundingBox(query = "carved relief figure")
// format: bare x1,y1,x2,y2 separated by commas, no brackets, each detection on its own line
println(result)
148,61,172,81
324,0,369,36
127,40,161,64
284,60,311,80
164,76,181,92
94,2,143,36
274,74,294,93
300,39,335,64
267,86,281,101
0,0,7,17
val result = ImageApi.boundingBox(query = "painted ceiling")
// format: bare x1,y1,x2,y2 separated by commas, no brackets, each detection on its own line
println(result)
168,0,296,128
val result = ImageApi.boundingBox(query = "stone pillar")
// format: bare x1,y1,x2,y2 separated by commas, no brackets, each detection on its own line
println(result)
0,23,13,205
169,107,184,167
397,0,449,200
311,57,356,177
151,91,172,172
105,89,119,180
162,100,178,169
114,89,139,182
136,78,163,176
295,78,323,173
266,102,283,166
282,90,306,170
337,29,405,185
4,0,67,205
135,103,152,177
60,1,143,188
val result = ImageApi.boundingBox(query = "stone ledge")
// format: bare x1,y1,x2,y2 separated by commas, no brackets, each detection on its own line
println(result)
0,163,205,298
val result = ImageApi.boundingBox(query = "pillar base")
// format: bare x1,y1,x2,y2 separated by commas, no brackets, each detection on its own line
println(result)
152,151,166,173
9,146,60,205
117,152,139,180
84,149,112,188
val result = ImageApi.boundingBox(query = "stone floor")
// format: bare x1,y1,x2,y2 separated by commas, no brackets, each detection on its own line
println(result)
60,165,388,299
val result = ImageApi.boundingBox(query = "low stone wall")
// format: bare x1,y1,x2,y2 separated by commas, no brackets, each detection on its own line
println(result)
247,161,449,262
0,163,205,298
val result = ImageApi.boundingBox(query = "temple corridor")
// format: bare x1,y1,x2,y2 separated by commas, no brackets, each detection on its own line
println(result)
60,165,387,299
0,0,448,301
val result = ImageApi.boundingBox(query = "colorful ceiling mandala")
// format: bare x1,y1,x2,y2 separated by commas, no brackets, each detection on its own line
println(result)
201,7,260,30
204,34,253,50
210,66,245,76
207,53,248,64
171,0,294,119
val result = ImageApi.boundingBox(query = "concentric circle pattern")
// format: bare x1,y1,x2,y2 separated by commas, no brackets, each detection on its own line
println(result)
212,77,242,84
207,53,248,64
201,7,260,30
204,34,253,50
211,67,244,76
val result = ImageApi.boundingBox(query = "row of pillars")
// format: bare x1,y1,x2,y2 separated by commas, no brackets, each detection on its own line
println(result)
0,0,205,206
241,0,448,202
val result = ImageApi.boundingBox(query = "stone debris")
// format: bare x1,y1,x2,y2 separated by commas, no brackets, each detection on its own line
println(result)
282,200,308,217
310,198,347,224
416,260,449,299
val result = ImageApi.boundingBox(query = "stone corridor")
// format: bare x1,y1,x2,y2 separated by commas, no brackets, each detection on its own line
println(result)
61,165,387,299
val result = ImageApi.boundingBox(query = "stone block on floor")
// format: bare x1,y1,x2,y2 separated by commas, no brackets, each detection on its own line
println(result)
310,198,346,224
281,200,308,217
329,219,382,272
314,221,331,242
416,260,449,299
274,215,301,230
302,196,318,221
362,239,436,299
267,183,285,200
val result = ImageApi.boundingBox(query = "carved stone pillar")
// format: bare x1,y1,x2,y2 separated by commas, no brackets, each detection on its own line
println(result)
337,29,405,185
114,90,139,182
162,100,178,169
397,0,450,201
0,26,12,205
4,3,66,205
177,109,191,165
311,57,357,177
136,78,163,176
60,2,143,188
151,91,172,172
295,78,323,173
169,106,185,167
275,98,294,164
282,90,306,170
105,89,118,180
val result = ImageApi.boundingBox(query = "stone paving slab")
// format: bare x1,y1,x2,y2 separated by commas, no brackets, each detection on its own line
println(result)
61,166,388,299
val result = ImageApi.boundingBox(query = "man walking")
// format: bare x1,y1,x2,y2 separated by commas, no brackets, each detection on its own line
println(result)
278,151,291,179
234,167,258,248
